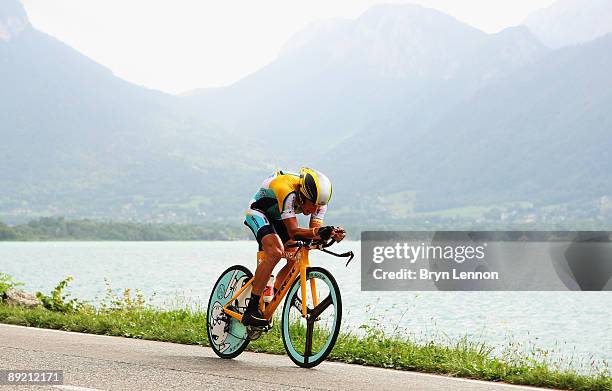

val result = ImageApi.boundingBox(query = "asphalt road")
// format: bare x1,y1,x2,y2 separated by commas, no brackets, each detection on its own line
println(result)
0,324,552,391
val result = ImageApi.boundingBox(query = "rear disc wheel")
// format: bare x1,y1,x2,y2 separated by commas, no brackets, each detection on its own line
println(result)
206,265,253,359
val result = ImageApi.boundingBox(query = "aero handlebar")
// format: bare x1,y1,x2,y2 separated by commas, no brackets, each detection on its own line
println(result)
286,238,354,267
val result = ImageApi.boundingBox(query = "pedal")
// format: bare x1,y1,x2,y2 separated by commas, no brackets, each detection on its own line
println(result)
246,324,271,340
246,326,262,340
250,323,272,332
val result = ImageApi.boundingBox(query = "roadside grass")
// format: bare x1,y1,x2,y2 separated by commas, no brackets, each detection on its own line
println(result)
0,277,610,390
1,304,610,391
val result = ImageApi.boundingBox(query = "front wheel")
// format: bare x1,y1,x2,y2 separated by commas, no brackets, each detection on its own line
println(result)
281,267,342,368
207,265,253,359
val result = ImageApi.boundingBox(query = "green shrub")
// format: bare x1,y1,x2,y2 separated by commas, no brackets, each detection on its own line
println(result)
0,272,24,298
98,278,148,312
35,276,85,312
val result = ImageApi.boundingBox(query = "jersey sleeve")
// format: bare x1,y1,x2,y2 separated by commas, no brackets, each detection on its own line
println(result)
310,204,327,224
280,192,297,220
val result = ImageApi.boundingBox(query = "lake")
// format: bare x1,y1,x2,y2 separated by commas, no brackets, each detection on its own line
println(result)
1,241,610,372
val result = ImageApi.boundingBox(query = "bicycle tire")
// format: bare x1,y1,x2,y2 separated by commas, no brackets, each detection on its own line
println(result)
207,265,253,359
281,266,342,368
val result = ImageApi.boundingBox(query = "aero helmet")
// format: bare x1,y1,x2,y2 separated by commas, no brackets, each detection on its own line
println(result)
299,167,332,206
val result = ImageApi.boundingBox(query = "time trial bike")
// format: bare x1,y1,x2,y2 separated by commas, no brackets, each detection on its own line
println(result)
206,238,353,368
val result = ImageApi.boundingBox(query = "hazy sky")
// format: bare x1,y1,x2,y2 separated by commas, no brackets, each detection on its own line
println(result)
21,0,557,94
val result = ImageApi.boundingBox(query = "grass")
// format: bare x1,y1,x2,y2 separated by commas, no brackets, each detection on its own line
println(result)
0,309,609,389
0,276,609,390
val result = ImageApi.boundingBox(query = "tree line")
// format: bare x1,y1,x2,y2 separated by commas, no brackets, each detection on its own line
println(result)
0,217,250,241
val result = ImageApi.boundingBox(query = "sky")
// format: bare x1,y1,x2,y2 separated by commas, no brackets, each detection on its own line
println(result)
21,0,557,94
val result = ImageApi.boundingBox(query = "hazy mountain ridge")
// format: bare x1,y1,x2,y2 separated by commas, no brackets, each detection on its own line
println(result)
1,0,268,222
183,3,543,163
524,0,612,48
279,4,487,80
0,0,30,41
2,0,612,223
398,33,612,209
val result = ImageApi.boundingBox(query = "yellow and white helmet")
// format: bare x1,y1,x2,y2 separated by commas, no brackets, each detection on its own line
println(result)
299,167,332,206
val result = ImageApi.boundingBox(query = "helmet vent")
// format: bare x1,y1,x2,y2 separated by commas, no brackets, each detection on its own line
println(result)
304,174,317,201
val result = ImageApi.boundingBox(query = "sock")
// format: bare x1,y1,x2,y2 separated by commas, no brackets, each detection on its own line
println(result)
247,294,261,312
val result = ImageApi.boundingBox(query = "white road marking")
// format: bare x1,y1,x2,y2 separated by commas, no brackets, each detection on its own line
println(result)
53,386,105,391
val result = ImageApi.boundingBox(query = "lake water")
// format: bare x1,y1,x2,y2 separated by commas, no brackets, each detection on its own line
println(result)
0,241,610,372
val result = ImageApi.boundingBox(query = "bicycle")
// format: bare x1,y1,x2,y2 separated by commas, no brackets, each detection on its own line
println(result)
206,238,354,368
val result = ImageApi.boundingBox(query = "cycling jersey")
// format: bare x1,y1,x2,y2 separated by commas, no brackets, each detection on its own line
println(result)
245,170,327,246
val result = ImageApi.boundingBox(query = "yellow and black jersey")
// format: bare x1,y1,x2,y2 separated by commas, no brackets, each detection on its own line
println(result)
248,170,326,223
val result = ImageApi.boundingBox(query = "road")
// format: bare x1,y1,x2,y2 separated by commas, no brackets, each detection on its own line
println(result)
0,323,552,391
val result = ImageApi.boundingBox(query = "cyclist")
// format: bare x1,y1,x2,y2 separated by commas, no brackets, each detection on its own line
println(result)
242,167,346,327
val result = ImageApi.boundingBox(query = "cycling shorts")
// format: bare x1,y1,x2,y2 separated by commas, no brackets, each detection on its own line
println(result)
244,208,290,250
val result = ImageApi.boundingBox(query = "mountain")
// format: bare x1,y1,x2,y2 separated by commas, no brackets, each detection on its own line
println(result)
2,1,611,224
183,5,555,220
419,33,612,206
184,4,491,159
325,33,612,213
0,0,266,223
524,0,612,48
185,5,549,171
0,0,29,41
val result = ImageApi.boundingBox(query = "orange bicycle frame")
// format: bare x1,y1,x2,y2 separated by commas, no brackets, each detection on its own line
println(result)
223,246,318,322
